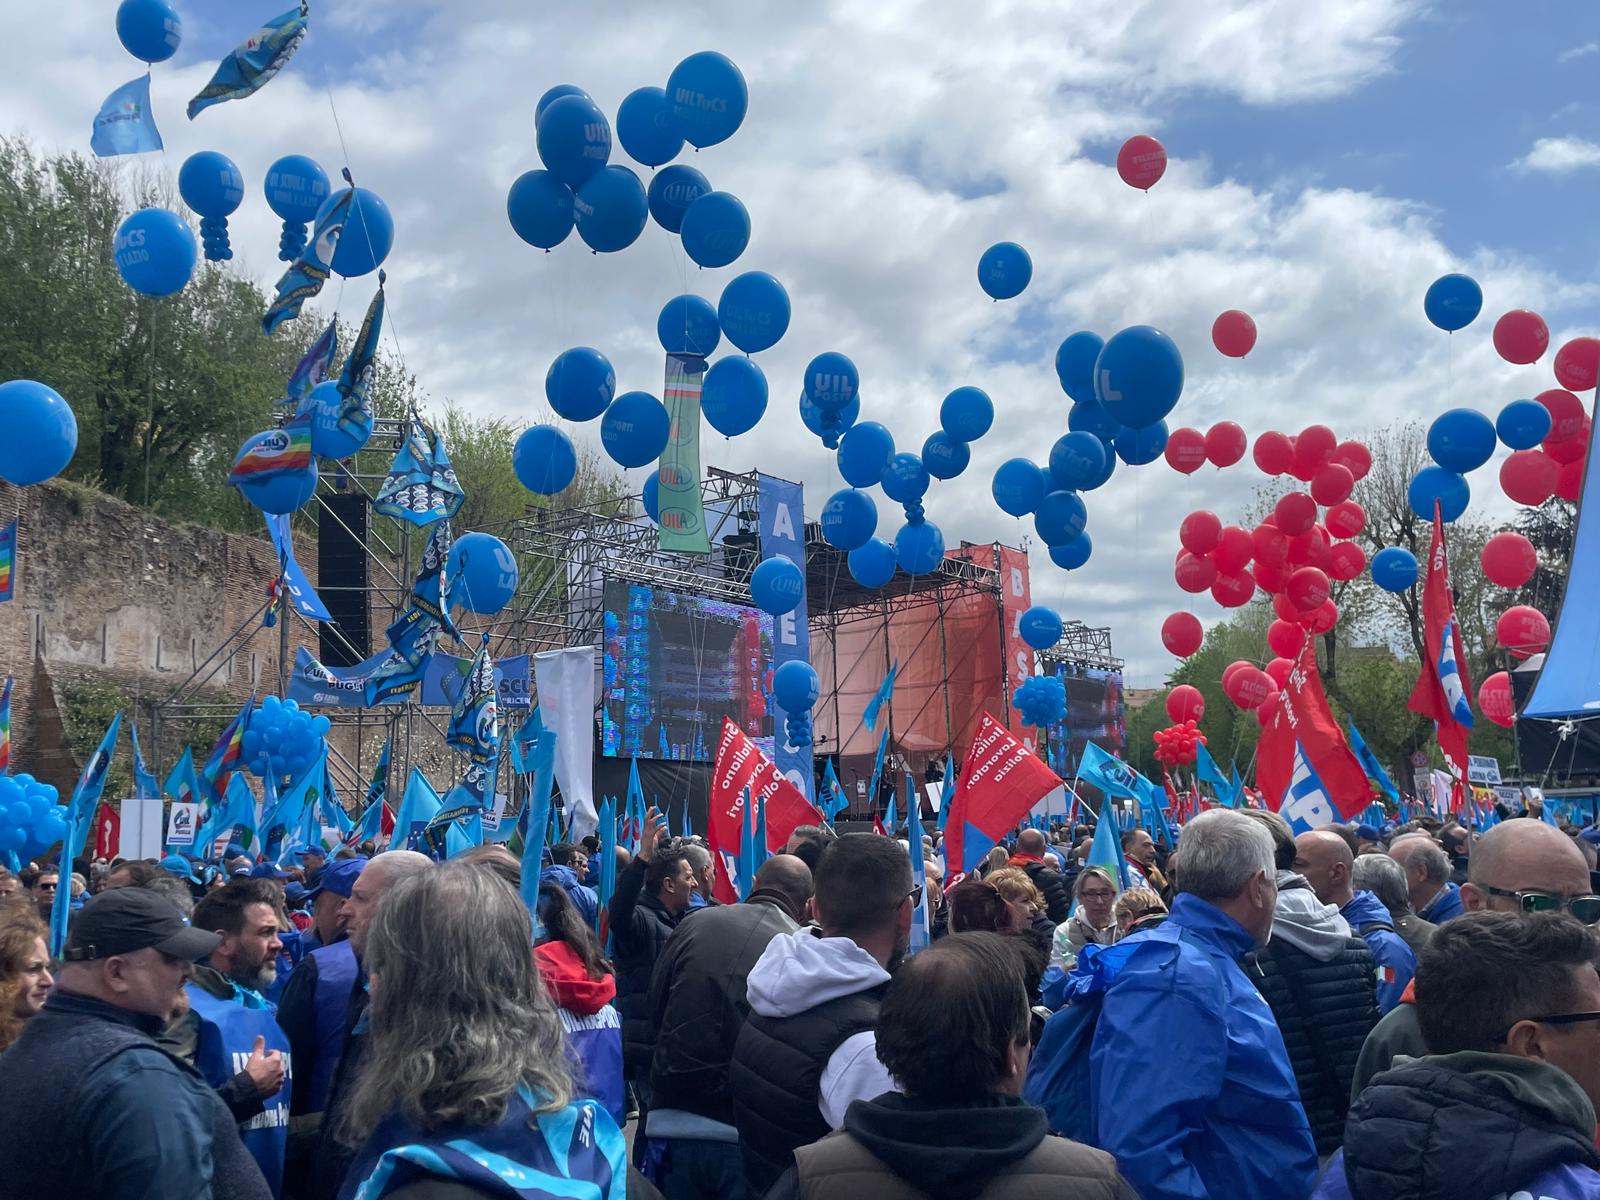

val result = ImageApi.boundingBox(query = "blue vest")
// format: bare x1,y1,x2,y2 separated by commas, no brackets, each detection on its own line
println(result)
307,939,359,1113
186,982,294,1197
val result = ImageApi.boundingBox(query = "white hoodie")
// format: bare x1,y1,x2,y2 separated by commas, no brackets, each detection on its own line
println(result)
1272,869,1353,961
745,927,898,1128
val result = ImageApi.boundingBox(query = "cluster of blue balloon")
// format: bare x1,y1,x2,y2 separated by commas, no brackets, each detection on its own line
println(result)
1370,546,1419,594
0,379,78,487
446,531,519,616
507,53,748,257
750,553,805,615
772,660,820,748
1408,398,1556,526
242,695,329,783
264,155,332,261
1012,675,1067,727
0,775,65,862
178,151,244,262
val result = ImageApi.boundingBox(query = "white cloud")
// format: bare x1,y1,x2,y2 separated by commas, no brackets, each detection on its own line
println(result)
1510,136,1600,175
1557,41,1599,63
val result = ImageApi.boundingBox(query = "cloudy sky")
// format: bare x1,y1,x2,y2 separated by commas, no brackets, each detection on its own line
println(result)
6,0,1599,686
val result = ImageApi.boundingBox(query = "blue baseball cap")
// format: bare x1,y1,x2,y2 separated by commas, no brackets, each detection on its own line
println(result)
294,845,328,861
308,856,367,900
1355,824,1382,843
159,854,201,885
224,843,249,861
250,862,294,880
284,882,311,907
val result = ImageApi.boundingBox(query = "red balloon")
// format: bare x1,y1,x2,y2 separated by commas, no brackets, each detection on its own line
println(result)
1117,135,1167,190
1256,689,1281,728
1544,420,1590,466
1294,425,1337,472
1214,525,1253,574
1205,421,1248,467
1555,337,1600,393
1161,611,1204,657
1288,526,1332,572
1311,462,1355,507
1274,492,1318,535
1493,309,1550,365
1307,598,1340,635
1253,431,1295,476
1264,657,1293,689
1221,660,1251,694
1481,531,1538,588
1166,683,1205,723
1325,500,1366,539
1165,427,1209,474
1174,550,1218,594
1212,311,1257,359
1501,448,1559,506
1252,522,1289,564
1537,389,1586,441
1179,509,1223,555
1252,558,1291,594
1272,591,1299,624
1211,570,1256,608
1478,671,1515,728
1328,540,1367,582
1557,455,1586,502
1287,566,1331,612
1496,605,1550,658
1232,667,1273,709
1329,440,1372,481
1267,618,1303,659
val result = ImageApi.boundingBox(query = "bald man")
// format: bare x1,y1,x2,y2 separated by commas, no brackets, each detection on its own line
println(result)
1296,829,1416,1012
1388,834,1463,924
1351,819,1599,1098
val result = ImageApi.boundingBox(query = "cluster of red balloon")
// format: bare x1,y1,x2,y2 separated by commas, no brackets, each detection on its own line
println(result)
1153,721,1205,766
1165,421,1247,474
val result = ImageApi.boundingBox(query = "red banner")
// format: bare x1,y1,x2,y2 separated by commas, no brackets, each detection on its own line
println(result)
1408,506,1472,789
93,801,120,860
709,718,824,903
996,545,1035,744
944,711,1062,871
1258,638,1372,821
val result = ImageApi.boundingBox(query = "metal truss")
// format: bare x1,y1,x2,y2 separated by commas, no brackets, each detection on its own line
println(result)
1039,621,1124,674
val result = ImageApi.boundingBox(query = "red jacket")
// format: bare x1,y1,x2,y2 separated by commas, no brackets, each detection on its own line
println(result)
534,940,616,1016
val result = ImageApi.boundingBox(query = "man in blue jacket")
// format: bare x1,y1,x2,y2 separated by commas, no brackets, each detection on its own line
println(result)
1090,809,1317,1200
1389,835,1463,924
1295,829,1416,1012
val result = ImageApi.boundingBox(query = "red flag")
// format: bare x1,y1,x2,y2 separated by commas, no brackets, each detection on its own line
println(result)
709,718,823,903
1408,505,1472,788
1258,637,1373,823
872,815,888,837
93,801,120,860
943,712,1063,872
380,801,395,839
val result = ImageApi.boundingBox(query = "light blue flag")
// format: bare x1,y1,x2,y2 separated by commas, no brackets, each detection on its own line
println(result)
626,759,646,852
1079,742,1141,800
1084,792,1129,894
195,772,260,855
51,711,121,956
91,75,163,157
263,745,327,856
129,722,160,801
821,760,848,824
882,793,897,837
1281,742,1339,834
285,319,338,407
1137,773,1178,851
320,768,353,837
937,754,955,834
906,776,929,955
737,788,757,901
863,662,898,734
163,745,204,810
518,730,559,930
755,791,769,870
389,767,440,851
1348,721,1399,804
188,4,309,120
866,723,891,822
1194,742,1230,799
1229,764,1244,809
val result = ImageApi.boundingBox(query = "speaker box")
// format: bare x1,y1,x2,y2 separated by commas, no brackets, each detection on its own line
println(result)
318,493,371,666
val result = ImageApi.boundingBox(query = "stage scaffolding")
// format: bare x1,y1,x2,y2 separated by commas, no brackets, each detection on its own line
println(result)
1038,621,1124,674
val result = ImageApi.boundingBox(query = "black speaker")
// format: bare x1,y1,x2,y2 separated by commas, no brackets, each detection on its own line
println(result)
723,531,760,582
319,494,371,666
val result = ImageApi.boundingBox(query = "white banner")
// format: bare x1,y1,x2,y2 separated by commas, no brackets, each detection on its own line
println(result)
1467,754,1503,785
534,645,598,842
165,801,202,848
120,796,164,861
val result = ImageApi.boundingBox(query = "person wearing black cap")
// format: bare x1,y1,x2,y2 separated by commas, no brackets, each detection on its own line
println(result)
0,888,270,1198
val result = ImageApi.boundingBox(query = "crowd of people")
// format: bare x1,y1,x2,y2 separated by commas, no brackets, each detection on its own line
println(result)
1,797,1599,1199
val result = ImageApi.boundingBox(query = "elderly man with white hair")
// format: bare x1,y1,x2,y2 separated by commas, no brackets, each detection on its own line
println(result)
1388,834,1462,924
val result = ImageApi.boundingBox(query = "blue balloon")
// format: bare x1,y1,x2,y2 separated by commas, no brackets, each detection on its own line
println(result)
447,532,519,615
317,188,393,278
836,421,895,488
667,51,748,148
680,191,750,269
235,452,318,515
574,165,647,253
657,294,721,356
881,453,930,503
922,432,970,480
1055,331,1104,403
507,169,575,250
536,93,611,188
178,151,243,219
992,459,1047,517
0,380,77,486
940,387,993,442
114,207,195,297
848,537,897,588
304,380,372,459
1049,533,1093,570
1019,605,1064,650
33,806,65,847
1048,431,1107,490
116,0,180,62
1084,445,1117,491
616,86,684,168
536,85,591,125
1428,408,1497,473
1424,273,1482,333
1034,489,1088,545
264,155,330,260
514,424,577,494
718,271,790,354
820,488,878,551
1408,465,1471,523
545,347,615,422
895,521,946,575
1114,421,1168,465
1094,326,1184,429
702,357,768,437
803,352,859,414
772,660,820,713
643,471,660,523
647,164,710,234
601,391,671,468
1497,398,1553,450
750,554,805,615
1067,400,1121,442
1371,546,1419,592
801,391,860,440
977,242,1031,300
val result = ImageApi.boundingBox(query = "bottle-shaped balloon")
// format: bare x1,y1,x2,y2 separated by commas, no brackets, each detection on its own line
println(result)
264,154,331,261
178,151,245,262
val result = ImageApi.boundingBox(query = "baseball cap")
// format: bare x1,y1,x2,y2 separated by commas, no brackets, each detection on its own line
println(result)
1355,824,1382,843
308,856,367,899
159,854,201,885
224,843,249,861
284,882,311,907
294,845,327,861
250,862,294,880
63,888,220,962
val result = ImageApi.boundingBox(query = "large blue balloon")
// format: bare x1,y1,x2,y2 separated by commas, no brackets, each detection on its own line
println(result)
1114,421,1168,465
447,532,519,615
801,391,860,439
848,537,897,588
803,352,859,414
1408,465,1471,522
536,94,611,188
178,151,243,219
1497,398,1553,450
642,470,661,523
116,0,180,62
545,347,615,422
992,458,1046,516
1424,273,1482,332
895,521,945,575
507,170,574,250
601,392,671,468
234,444,317,515
1083,445,1117,491
0,380,77,486
305,381,372,459
1049,533,1093,570
750,554,804,614
114,207,196,297
264,155,330,261
772,660,820,713
536,85,591,124
820,488,878,551
702,357,767,437
657,294,721,356
1055,331,1104,403
922,432,970,480
647,164,710,234
667,51,748,148
616,86,684,168
1034,489,1088,545
574,165,647,253
881,453,930,503
1094,326,1184,429
1428,408,1497,473
940,387,993,442
1019,605,1063,650
1371,546,1419,592
977,242,1031,300
514,424,576,494
1048,431,1107,490
680,191,750,269
317,188,393,278
837,421,894,488
718,271,790,354
1067,400,1121,442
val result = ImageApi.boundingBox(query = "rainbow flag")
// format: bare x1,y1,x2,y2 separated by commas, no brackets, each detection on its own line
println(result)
201,696,255,804
228,411,312,485
0,518,15,602
0,675,11,773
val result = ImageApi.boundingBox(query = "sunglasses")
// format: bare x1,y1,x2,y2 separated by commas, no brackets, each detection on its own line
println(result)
905,884,924,908
1501,1011,1600,1042
1480,885,1600,925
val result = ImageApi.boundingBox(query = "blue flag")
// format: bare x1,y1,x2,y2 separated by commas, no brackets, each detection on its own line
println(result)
336,283,385,439
737,787,757,901
1079,742,1141,800
195,772,260,856
265,514,331,621
129,722,160,801
1194,741,1230,800
821,759,848,823
373,422,465,527
91,75,163,157
188,4,309,120
863,662,898,733
866,723,891,821
518,731,560,928
1281,742,1339,834
390,767,441,851
285,319,338,407
906,776,929,955
1348,721,1399,804
51,711,121,955
263,182,345,335
162,746,203,809
937,754,955,834
597,798,618,941
1085,792,1128,893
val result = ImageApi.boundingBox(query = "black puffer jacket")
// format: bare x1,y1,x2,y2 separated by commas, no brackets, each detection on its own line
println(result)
607,855,685,1080
1012,856,1072,925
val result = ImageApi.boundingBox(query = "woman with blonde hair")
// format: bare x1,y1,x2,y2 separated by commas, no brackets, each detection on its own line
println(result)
1111,886,1168,937
1051,866,1118,970
0,899,52,1051
985,866,1055,939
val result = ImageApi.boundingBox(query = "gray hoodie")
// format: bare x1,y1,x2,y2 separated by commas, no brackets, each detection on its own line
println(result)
1272,869,1352,962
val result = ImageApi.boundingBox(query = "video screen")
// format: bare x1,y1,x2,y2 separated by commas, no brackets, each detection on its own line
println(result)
601,578,775,761
1050,663,1127,769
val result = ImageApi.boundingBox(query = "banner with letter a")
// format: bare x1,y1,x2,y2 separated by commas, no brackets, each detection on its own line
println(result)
657,353,711,554
708,718,824,904
943,711,1062,873
759,474,813,800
